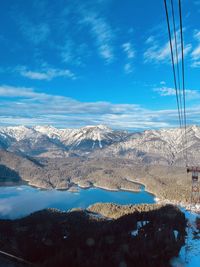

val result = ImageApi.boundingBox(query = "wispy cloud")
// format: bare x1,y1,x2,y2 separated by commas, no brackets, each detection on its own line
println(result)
16,66,76,81
60,41,88,66
1,84,200,130
79,9,114,63
194,30,200,41
154,86,200,100
144,32,192,64
191,46,200,60
0,85,41,98
54,2,115,65
11,0,116,69
160,81,166,85
154,87,176,96
124,63,133,74
122,42,135,74
191,30,200,67
19,19,50,45
122,42,135,59
144,28,200,69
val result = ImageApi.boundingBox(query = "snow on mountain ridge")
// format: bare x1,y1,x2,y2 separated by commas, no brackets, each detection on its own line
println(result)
0,124,128,153
0,126,37,141
1,125,200,165
93,125,200,166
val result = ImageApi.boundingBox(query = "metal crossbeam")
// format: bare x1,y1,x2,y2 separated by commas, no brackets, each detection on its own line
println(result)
187,166,200,204
187,167,200,173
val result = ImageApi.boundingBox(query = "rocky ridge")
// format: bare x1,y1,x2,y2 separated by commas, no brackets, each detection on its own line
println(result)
1,124,200,166
0,125,129,157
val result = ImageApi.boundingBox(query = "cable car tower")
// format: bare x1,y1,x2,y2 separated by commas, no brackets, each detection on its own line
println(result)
164,0,200,207
187,167,200,204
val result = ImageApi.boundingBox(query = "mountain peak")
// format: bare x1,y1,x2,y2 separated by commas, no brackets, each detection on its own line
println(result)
34,125,57,132
0,124,128,154
1,125,200,165
81,124,111,131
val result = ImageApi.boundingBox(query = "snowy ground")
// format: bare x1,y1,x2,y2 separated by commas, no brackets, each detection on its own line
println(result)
171,208,200,267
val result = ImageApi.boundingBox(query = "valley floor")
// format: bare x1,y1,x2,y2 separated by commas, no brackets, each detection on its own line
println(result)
0,149,194,207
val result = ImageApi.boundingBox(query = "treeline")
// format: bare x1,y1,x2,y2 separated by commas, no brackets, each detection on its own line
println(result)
0,164,20,182
0,205,186,267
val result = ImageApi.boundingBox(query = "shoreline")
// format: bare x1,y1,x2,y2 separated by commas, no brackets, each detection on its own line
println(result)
25,178,150,194
2,178,200,213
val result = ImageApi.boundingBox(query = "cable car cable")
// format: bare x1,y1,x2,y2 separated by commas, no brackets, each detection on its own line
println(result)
178,0,188,166
164,0,183,129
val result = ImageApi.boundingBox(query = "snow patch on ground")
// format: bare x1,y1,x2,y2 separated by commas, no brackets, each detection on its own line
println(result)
174,230,179,240
154,196,200,267
130,220,150,237
131,229,138,236
171,209,200,267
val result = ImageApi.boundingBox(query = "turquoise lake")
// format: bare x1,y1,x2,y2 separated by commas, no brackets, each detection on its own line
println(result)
0,184,155,219
0,184,199,267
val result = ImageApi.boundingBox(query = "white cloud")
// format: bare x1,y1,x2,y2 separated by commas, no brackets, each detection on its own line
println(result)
99,44,113,61
145,35,155,44
59,40,88,67
124,63,133,74
144,38,170,63
155,87,176,96
144,32,192,64
1,84,200,130
59,1,116,65
17,67,76,81
122,42,135,59
154,86,200,100
190,30,200,67
191,45,200,61
13,0,115,68
80,11,114,63
122,42,135,74
191,61,200,68
0,85,43,98
145,29,200,68
160,81,166,85
194,30,200,41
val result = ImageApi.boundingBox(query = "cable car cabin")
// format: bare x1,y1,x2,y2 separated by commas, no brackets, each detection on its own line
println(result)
192,172,198,182
187,167,200,182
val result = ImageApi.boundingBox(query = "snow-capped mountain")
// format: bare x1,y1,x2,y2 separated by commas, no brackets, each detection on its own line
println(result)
95,125,200,166
34,124,129,150
1,124,200,166
0,125,129,156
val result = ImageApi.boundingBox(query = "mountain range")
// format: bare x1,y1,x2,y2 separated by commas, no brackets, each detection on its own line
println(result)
0,125,129,157
0,124,200,166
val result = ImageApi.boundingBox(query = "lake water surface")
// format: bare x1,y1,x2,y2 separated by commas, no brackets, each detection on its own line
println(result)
0,185,199,267
0,184,155,219
0,185,200,267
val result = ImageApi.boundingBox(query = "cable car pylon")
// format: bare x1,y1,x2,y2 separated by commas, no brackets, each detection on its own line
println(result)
187,167,200,205
164,0,200,208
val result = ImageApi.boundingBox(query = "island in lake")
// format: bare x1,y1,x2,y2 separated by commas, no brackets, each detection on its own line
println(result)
0,125,200,266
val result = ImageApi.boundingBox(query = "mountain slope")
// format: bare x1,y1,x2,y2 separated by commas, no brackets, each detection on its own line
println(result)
94,125,200,166
0,125,129,156
1,125,200,166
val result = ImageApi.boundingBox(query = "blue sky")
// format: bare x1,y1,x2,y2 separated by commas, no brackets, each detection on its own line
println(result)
0,0,200,130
